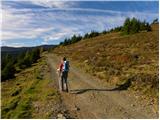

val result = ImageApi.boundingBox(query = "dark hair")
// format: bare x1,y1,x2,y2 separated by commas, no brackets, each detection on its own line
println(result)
63,57,66,61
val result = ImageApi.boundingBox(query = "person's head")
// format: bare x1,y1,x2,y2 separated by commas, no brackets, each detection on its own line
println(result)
63,57,66,61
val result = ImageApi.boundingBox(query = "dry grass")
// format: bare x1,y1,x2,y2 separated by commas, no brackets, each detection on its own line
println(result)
53,24,159,99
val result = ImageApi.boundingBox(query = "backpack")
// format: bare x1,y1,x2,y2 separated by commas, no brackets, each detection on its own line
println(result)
63,61,69,72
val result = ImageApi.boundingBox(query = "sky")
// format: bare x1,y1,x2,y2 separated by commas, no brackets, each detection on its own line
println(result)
1,0,159,47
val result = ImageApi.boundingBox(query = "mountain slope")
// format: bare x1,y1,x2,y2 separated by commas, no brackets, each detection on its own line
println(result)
53,24,158,109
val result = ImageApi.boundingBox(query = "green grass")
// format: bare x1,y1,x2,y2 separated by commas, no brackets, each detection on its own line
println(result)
1,56,61,119
11,87,22,96
2,97,20,118
12,97,32,118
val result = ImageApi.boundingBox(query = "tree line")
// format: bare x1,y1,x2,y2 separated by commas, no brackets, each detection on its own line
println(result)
2,48,41,81
122,17,152,34
59,31,101,46
59,18,158,46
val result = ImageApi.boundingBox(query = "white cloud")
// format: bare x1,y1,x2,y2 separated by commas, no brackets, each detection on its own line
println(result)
2,9,32,30
6,43,25,48
2,27,54,40
2,6,55,40
1,1,158,47
43,28,80,42
29,0,75,8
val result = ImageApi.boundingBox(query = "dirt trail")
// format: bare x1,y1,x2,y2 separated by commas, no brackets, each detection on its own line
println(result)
46,53,158,119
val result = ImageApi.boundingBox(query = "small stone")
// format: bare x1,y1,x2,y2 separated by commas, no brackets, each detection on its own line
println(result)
72,105,80,111
131,104,135,107
77,107,80,111
57,113,66,119
135,95,139,99
84,60,89,63
72,107,77,111
149,102,154,105
63,110,68,113
124,111,127,114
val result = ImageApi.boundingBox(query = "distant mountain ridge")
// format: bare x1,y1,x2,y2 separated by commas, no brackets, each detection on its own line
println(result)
1,45,56,52
1,45,57,58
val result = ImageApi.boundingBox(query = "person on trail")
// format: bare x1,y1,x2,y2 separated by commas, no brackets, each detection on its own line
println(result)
57,57,70,92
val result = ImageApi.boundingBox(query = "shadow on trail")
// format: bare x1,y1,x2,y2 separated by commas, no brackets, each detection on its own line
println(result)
70,88,113,94
70,87,127,94
70,79,131,94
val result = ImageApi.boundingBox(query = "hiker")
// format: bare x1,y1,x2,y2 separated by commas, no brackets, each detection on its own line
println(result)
57,57,70,92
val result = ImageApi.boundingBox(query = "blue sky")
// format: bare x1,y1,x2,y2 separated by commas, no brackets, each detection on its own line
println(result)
1,0,159,47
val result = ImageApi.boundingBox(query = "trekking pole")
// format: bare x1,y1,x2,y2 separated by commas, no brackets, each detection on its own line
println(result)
57,69,61,91
68,80,71,93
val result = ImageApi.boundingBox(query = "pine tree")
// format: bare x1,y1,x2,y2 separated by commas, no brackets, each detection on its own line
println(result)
146,23,152,31
102,30,107,34
122,18,131,34
122,17,151,34
140,20,146,31
23,51,32,67
152,18,158,24
2,56,16,81
130,17,140,34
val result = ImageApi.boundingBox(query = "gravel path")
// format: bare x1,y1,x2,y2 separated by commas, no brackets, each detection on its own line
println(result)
46,53,158,119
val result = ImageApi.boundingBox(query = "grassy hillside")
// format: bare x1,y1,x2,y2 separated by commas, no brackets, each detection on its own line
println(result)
53,24,159,100
1,54,61,119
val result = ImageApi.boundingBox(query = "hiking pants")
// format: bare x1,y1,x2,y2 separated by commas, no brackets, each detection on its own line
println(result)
61,71,68,91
